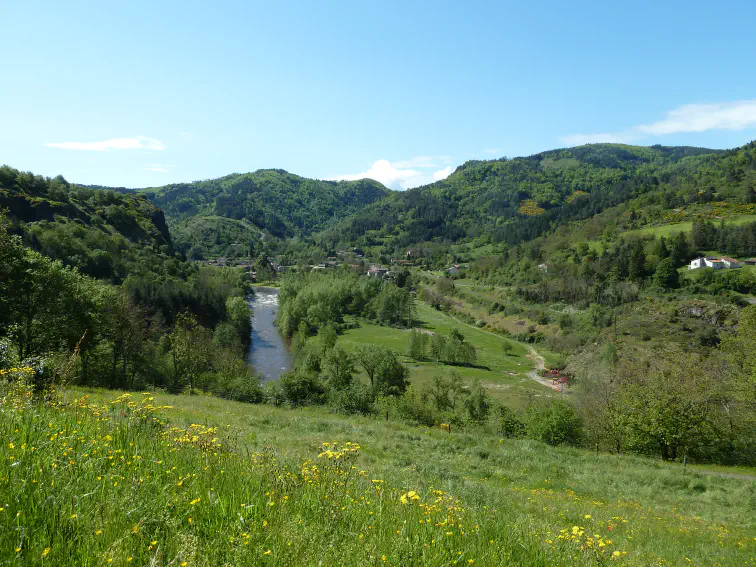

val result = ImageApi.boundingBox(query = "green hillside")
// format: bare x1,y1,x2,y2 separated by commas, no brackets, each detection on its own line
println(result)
317,143,756,254
0,165,174,282
2,383,752,567
143,170,391,258
0,166,258,400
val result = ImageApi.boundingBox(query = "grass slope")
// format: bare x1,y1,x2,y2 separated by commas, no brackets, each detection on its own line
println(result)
7,384,752,566
332,302,553,406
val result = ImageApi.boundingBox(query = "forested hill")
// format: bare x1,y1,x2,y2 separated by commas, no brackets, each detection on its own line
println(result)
142,169,391,258
316,143,755,252
0,165,174,281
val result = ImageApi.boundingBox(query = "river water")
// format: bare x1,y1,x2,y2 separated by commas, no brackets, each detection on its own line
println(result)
246,287,292,383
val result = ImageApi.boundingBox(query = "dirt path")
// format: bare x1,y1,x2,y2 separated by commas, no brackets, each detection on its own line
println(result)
525,345,566,391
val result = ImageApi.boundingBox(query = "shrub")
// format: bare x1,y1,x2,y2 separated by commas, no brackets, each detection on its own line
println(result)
280,370,326,407
525,400,582,446
497,405,525,438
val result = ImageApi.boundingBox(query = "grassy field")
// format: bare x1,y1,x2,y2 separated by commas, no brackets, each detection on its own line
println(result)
4,383,753,567
333,302,555,406
584,214,756,253
624,214,756,239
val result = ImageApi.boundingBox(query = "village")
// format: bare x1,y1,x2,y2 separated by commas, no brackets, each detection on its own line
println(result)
202,246,469,282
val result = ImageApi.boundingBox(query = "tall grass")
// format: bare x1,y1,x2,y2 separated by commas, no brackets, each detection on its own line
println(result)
1,379,755,566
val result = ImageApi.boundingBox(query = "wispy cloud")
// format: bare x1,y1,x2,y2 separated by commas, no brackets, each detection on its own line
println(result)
144,164,169,173
483,148,505,155
432,166,454,181
561,100,756,146
330,156,455,190
45,136,165,151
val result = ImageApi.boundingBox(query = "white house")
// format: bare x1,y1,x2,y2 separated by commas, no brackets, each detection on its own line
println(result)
721,257,741,269
689,257,706,270
704,257,726,270
367,267,389,279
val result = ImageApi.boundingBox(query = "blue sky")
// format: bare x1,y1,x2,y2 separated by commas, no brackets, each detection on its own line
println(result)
2,0,756,190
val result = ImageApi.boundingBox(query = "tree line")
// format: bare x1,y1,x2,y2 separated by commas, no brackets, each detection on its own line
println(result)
0,214,260,401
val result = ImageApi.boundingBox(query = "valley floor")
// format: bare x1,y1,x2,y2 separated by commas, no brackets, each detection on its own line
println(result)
331,302,559,407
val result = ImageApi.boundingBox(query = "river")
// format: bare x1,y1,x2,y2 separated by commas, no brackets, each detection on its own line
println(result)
246,287,292,383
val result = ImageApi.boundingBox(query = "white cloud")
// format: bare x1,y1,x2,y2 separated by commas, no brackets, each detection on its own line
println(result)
330,156,457,190
45,136,165,151
331,159,423,190
636,101,756,135
483,148,505,155
561,99,756,146
144,164,169,173
432,166,454,181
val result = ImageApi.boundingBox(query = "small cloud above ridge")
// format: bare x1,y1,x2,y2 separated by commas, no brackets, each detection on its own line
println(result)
560,99,756,146
329,156,455,190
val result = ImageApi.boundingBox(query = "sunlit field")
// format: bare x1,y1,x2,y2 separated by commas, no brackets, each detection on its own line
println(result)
2,377,753,567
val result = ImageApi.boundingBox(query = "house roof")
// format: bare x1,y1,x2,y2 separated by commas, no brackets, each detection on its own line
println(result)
721,257,739,263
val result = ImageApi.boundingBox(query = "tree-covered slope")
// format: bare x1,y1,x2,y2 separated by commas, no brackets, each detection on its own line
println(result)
318,144,752,252
0,165,175,282
144,169,391,258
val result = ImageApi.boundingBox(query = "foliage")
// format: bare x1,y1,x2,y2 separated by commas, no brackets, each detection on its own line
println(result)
526,399,583,446
145,169,390,256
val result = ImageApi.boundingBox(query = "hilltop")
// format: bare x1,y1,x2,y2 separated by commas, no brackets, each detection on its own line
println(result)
141,169,391,259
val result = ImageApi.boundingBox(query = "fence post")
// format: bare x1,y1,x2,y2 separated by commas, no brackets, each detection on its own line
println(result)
683,454,687,473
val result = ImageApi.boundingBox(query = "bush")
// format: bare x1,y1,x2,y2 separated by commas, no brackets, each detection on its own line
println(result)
525,400,582,446
396,385,438,427
328,382,376,415
280,371,327,407
497,405,525,438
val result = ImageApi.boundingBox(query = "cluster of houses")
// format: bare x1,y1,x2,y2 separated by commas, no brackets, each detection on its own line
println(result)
203,247,470,281
688,257,756,270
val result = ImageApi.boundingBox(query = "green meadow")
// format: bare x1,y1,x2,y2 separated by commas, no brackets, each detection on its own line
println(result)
2,382,753,567
330,302,554,406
